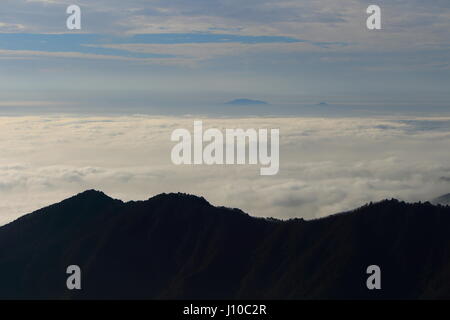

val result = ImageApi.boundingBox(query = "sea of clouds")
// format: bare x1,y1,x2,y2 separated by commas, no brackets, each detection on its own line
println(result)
0,115,450,225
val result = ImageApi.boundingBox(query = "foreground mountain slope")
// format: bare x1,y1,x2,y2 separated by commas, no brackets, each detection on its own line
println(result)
0,191,450,299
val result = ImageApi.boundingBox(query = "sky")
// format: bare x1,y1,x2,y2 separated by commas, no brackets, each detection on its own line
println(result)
0,0,449,112
0,0,449,224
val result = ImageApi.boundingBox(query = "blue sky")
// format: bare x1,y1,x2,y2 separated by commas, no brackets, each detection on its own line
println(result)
0,0,449,115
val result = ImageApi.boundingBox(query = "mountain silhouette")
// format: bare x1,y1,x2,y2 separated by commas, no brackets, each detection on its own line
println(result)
1,190,450,299
432,193,450,205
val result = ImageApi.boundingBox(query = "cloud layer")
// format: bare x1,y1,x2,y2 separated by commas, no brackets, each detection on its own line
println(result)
1,115,450,225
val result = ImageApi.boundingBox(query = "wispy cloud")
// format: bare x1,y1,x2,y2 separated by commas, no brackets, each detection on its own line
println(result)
0,22,26,32
0,32,350,63
0,100,72,107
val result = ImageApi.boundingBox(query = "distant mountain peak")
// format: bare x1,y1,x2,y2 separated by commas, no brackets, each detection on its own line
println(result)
225,98,269,105
69,189,114,202
432,193,450,205
37,189,121,217
76,189,109,197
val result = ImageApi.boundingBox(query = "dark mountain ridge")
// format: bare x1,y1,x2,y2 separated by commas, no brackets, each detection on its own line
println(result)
1,190,450,299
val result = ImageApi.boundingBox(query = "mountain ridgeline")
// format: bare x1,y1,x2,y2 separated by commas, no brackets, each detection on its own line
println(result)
1,190,450,299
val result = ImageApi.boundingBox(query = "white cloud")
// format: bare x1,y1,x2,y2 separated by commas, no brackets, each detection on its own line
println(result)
0,115,450,226
0,22,25,32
